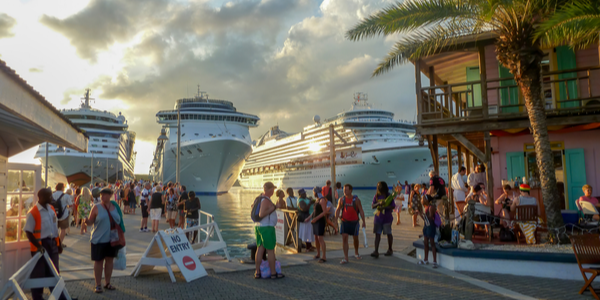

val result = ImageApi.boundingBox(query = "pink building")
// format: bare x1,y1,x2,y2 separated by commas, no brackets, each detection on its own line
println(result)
411,32,600,216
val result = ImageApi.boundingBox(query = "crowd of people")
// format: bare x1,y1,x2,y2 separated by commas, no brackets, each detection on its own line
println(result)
23,178,203,298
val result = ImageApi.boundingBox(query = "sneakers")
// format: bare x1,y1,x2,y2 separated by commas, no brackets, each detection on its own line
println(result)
139,229,144,232
418,260,429,265
432,262,438,269
144,228,150,232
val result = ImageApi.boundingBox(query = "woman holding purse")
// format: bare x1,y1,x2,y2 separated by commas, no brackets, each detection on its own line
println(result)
86,188,125,294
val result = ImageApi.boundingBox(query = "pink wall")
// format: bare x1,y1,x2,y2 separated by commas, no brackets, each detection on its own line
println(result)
490,129,600,203
485,45,500,106
576,48,600,98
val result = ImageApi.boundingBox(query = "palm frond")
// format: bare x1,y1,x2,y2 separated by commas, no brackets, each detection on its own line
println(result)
372,22,484,77
535,0,600,49
346,0,477,41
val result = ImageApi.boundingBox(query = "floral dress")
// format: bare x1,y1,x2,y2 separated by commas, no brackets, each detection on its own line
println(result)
78,195,92,220
411,193,422,216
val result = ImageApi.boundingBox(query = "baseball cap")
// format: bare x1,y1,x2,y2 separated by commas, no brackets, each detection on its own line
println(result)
100,187,114,194
263,182,276,190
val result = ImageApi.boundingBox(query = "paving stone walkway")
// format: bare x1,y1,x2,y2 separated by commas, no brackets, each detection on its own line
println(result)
460,272,597,300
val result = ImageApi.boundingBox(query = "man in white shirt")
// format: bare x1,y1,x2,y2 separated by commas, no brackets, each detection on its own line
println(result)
467,165,487,193
451,167,469,220
52,183,72,247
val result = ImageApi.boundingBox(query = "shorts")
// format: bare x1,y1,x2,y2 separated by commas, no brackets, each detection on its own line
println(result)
150,208,162,221
186,218,199,228
312,221,325,236
394,200,402,212
373,222,392,235
58,218,69,229
423,224,437,239
166,210,178,220
340,220,359,236
179,210,186,217
141,204,149,218
255,226,276,250
91,242,118,261
129,200,136,209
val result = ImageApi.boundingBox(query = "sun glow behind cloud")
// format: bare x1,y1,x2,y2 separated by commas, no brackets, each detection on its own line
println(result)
4,0,417,175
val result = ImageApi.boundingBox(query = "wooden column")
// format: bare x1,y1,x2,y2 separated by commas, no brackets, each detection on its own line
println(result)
432,135,439,176
415,60,423,125
484,131,494,242
447,141,453,220
466,152,471,174
478,46,488,119
457,145,463,169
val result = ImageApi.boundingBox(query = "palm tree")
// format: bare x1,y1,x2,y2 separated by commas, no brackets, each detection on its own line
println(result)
346,0,594,242
536,0,600,60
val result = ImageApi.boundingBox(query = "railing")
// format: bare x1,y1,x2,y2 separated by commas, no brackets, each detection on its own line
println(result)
418,66,600,125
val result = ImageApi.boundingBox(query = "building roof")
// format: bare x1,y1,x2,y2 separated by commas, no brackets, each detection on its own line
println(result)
0,59,86,135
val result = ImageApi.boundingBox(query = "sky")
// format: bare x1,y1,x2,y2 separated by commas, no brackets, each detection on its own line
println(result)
2,0,417,174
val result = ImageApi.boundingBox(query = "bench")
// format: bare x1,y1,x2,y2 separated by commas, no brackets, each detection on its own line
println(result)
571,234,600,299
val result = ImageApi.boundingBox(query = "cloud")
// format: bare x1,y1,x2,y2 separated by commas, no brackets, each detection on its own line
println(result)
39,0,418,173
0,13,17,39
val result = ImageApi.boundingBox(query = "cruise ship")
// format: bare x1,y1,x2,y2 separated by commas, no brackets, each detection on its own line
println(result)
35,89,136,187
150,91,259,194
238,93,434,190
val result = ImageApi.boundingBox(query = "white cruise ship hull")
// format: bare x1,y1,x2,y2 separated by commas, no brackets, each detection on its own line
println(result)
38,154,130,187
160,138,252,194
238,145,432,190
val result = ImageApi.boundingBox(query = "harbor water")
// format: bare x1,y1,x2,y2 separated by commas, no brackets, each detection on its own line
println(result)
202,187,380,258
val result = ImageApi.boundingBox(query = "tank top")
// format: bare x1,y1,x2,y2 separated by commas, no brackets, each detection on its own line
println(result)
91,204,121,244
313,201,326,225
341,196,359,222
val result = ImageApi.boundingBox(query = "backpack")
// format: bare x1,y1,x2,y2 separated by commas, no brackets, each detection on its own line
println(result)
51,193,66,219
499,226,516,242
119,189,125,198
251,195,267,222
341,195,360,221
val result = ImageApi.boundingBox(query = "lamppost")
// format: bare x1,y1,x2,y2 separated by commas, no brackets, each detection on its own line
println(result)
44,142,49,188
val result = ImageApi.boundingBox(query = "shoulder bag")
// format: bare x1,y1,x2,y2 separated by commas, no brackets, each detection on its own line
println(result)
103,203,126,249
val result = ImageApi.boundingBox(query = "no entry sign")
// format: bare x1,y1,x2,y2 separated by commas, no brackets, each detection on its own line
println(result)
159,230,206,282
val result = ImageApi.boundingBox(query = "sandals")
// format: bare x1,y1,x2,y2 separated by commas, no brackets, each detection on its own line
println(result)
370,251,379,258
418,260,429,265
254,272,261,279
354,255,362,260
384,250,393,256
340,259,348,265
103,284,116,290
270,273,285,279
313,255,320,260
318,259,327,263
94,286,103,293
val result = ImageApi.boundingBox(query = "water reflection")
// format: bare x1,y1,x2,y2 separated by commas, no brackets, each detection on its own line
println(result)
201,187,377,257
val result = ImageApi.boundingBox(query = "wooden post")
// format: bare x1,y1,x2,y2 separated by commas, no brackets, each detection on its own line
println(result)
415,60,423,124
478,46,488,119
432,135,439,176
484,131,494,242
329,124,337,195
466,152,471,175
446,141,453,220
457,144,463,169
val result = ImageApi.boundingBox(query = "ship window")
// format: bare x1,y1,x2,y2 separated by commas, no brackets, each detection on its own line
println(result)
195,133,199,136
187,150,192,154
197,148,202,153
180,151,184,156
102,145,108,148
182,133,185,137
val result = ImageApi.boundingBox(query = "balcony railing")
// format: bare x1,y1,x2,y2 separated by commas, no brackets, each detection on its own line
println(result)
419,66,600,125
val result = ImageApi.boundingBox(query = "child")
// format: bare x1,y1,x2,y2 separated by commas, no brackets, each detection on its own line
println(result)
418,196,438,268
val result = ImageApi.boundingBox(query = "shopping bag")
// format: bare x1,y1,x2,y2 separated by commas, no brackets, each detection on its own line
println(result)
114,247,127,270
362,227,368,248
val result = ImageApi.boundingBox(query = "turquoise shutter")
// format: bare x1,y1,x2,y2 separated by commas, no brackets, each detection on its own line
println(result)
499,65,519,113
466,66,482,107
556,46,579,108
565,148,587,210
506,152,525,181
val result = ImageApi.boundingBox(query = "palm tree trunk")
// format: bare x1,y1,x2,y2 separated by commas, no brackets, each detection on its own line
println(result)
517,61,566,243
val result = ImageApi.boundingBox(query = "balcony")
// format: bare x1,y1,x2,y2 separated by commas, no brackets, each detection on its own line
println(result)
417,65,600,135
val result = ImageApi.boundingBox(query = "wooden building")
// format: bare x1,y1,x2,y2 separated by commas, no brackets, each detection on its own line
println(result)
412,32,600,216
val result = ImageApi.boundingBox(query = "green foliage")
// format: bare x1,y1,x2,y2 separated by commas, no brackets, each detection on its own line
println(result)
535,0,600,50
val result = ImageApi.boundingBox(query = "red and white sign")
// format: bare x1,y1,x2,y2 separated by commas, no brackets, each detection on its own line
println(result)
159,230,206,282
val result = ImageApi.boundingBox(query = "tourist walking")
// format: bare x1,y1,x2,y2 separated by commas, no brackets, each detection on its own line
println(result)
418,195,438,268
371,181,395,258
165,187,178,229
78,187,93,234
129,183,137,215
122,183,130,214
139,183,151,232
150,186,164,233
312,196,328,263
410,184,422,227
335,184,366,264
73,188,81,228
25,188,68,300
393,183,403,225
297,188,315,252
177,186,189,229
86,188,125,293
52,183,72,248
254,182,284,279
185,191,201,243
